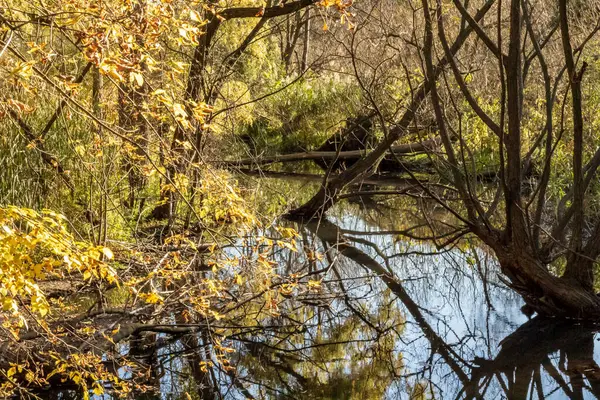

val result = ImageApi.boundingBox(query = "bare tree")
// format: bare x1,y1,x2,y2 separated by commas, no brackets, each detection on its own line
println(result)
288,0,600,318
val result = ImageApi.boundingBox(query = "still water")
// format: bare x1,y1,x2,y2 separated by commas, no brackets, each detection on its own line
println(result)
45,208,600,399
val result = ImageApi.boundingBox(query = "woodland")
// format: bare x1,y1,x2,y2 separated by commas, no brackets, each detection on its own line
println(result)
1,0,600,398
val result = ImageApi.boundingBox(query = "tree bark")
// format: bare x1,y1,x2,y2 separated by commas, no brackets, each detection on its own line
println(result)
559,0,591,289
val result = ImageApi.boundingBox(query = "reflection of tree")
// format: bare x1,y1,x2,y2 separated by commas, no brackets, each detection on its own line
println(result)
308,219,472,386
234,287,404,399
227,230,405,399
108,217,600,399
462,317,600,400
309,218,600,400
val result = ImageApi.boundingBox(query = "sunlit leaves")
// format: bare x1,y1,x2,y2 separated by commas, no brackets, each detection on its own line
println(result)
0,206,118,325
189,9,203,22
178,23,201,45
102,247,114,260
46,352,131,400
0,207,128,397
10,61,35,80
139,291,164,304
99,59,125,81
194,167,256,228
129,71,144,87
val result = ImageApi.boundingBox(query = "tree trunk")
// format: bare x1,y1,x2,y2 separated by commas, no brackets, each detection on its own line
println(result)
484,236,600,318
301,9,310,71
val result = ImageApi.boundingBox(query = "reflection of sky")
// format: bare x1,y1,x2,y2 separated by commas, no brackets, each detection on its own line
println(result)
329,212,600,400
87,211,600,399
329,213,523,398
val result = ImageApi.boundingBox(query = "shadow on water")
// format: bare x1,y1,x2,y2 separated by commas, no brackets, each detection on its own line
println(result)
35,208,600,399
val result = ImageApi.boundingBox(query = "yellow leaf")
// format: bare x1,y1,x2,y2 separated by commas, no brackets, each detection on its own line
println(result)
190,9,202,22
93,384,104,396
307,279,322,291
32,263,44,279
142,292,164,304
11,61,34,79
130,71,144,87
35,303,49,317
102,247,114,260
172,103,187,119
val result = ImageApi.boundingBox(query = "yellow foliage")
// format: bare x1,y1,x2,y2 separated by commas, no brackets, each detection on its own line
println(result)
139,291,164,304
196,168,257,228
46,352,131,399
0,206,118,328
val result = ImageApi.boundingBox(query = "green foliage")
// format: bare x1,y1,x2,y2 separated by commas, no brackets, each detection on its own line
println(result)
237,74,362,154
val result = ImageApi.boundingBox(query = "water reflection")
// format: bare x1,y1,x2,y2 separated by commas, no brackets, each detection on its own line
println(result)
465,318,600,399
306,217,600,399
33,210,600,399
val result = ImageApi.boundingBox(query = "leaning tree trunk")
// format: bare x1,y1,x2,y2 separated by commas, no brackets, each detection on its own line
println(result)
478,231,600,318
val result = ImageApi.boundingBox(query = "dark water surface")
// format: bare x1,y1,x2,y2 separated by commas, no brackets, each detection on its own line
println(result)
45,209,600,399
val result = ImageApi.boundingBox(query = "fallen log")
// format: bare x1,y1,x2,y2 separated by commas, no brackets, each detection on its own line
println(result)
217,138,442,167
233,166,512,186
234,168,429,186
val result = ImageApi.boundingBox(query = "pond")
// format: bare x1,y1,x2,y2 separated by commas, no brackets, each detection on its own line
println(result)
37,202,600,400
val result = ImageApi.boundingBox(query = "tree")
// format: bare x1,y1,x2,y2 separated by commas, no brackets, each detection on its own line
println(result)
0,0,352,396
4,0,600,396
287,0,600,318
